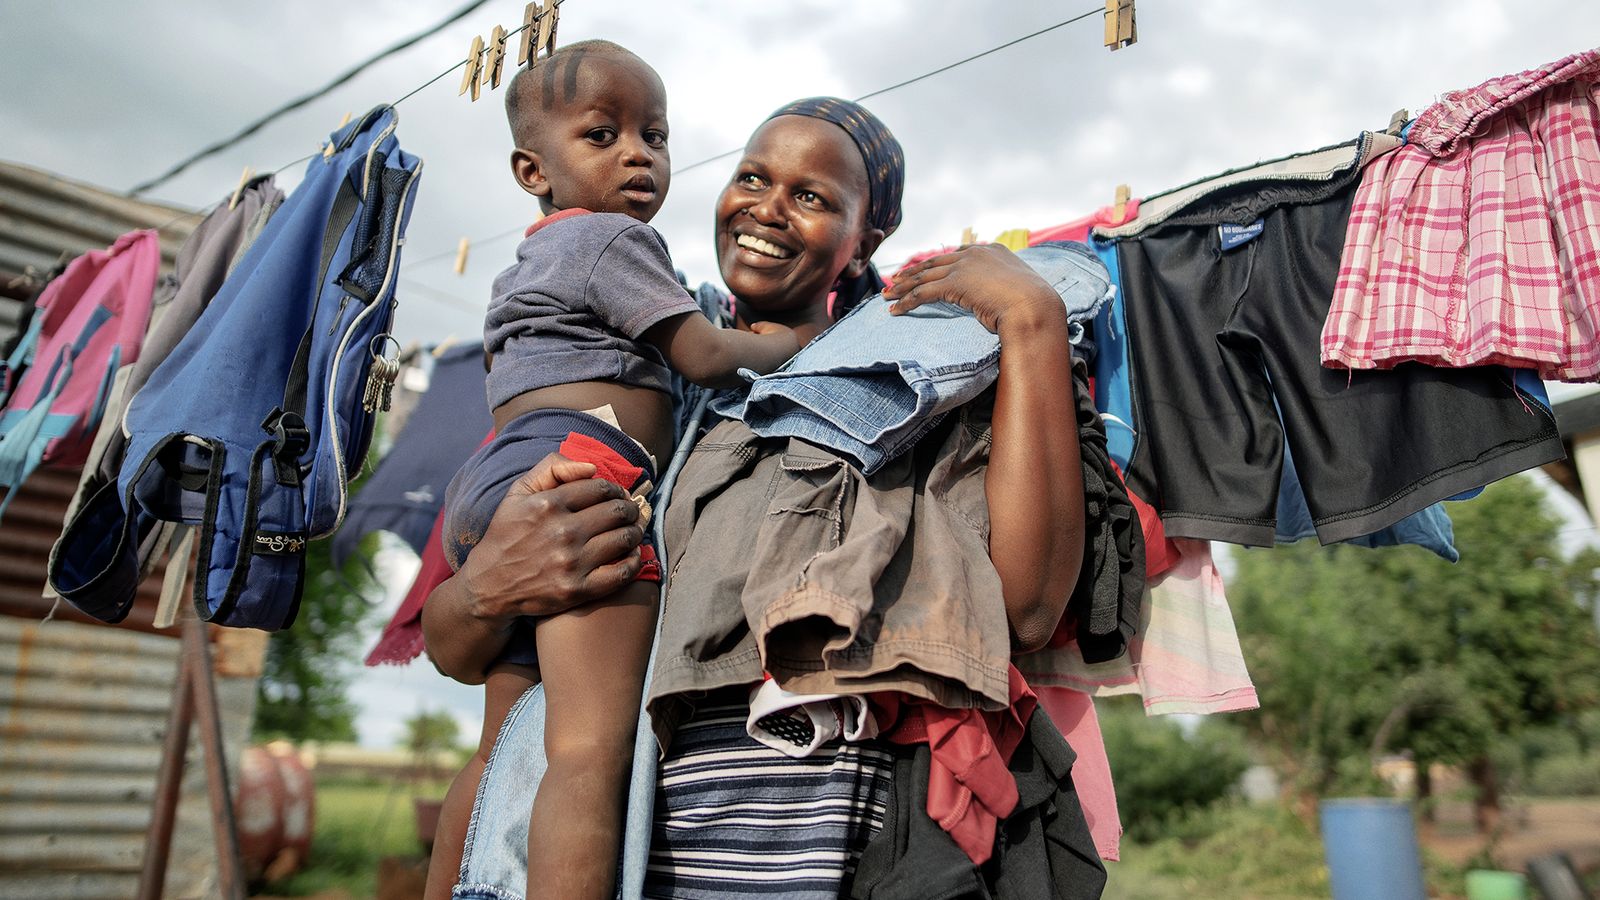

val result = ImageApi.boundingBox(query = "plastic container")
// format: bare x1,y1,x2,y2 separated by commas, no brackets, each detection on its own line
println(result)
1319,798,1427,900
1465,869,1528,900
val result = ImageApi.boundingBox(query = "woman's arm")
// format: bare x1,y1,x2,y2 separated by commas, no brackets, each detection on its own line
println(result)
883,244,1086,651
422,454,649,683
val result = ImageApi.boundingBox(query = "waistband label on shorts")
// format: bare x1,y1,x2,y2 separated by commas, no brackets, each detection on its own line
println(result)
1218,219,1265,251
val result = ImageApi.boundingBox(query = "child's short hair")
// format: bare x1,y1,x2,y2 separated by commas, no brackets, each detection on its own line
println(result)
505,38,640,147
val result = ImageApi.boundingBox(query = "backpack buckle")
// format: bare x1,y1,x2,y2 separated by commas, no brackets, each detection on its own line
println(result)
262,408,310,485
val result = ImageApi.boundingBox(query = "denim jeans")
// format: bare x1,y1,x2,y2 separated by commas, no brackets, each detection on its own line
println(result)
713,242,1113,474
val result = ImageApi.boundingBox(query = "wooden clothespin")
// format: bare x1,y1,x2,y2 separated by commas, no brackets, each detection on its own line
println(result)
960,226,978,247
519,2,561,66
519,3,541,66
453,237,471,275
431,334,460,358
1111,184,1131,225
460,34,486,101
323,112,354,158
228,166,254,210
485,25,509,89
536,0,560,59
1104,0,1137,51
1386,108,1411,136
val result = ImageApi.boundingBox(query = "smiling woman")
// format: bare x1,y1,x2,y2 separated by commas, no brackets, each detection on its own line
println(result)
717,115,884,326
426,94,1091,899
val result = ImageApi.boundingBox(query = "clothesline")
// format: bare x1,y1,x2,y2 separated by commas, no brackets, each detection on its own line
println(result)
147,5,1109,309
141,5,1113,295
400,6,1108,274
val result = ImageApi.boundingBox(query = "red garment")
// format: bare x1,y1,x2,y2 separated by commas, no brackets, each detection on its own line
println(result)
1321,50,1600,381
878,665,1038,865
1027,199,1141,244
523,206,593,237
1036,686,1122,861
558,432,659,581
1114,461,1179,580
891,200,1145,282
365,505,453,666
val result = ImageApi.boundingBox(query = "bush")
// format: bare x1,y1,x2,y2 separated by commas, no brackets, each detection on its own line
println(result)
1527,753,1600,797
1099,697,1252,842
1118,804,1329,897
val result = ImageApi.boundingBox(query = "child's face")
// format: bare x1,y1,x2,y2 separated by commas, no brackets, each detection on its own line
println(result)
512,53,670,222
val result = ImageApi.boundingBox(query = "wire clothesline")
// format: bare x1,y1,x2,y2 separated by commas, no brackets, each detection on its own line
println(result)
148,4,1111,313
400,6,1108,274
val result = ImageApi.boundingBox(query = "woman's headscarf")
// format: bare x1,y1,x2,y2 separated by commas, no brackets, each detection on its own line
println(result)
765,97,905,315
766,97,904,235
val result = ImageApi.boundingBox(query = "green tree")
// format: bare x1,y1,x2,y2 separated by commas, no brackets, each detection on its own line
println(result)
1098,696,1252,841
403,709,462,781
403,710,461,755
1230,476,1600,828
253,535,380,743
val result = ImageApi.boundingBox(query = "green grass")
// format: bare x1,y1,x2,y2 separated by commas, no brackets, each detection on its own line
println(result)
1107,802,1475,900
1108,804,1331,899
259,775,451,898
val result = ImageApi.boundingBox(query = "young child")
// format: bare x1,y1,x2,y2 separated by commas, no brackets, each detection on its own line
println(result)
431,40,798,900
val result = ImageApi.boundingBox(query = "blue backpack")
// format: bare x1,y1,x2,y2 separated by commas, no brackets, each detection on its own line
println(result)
51,106,422,630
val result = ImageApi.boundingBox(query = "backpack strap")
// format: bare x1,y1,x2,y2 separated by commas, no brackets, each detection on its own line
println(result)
0,312,45,408
260,177,364,487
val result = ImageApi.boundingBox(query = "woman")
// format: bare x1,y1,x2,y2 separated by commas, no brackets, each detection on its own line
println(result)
424,97,1086,898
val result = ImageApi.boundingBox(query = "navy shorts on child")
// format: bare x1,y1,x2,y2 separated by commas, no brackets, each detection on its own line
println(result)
441,407,660,667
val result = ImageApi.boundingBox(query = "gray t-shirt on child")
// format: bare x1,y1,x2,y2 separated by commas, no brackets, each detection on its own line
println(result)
483,210,699,410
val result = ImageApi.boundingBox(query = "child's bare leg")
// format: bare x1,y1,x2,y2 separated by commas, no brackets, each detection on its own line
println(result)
526,580,657,900
425,663,540,900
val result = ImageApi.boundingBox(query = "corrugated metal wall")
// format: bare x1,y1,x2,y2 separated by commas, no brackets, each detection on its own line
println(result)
0,161,257,899
0,468,261,899
0,158,198,337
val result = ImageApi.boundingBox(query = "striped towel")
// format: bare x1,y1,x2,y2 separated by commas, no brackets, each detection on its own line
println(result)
644,700,893,898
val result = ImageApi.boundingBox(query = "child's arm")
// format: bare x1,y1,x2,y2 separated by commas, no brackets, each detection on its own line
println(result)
884,244,1085,652
643,311,799,389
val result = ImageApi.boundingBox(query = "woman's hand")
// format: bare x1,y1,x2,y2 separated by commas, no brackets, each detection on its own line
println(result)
882,243,1066,336
421,452,647,682
461,453,648,622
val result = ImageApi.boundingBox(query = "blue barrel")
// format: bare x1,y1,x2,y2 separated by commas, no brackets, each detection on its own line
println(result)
1319,798,1427,900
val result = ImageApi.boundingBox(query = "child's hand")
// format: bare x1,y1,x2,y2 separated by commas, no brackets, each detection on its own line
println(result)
745,320,802,374
517,453,599,493
883,243,1065,337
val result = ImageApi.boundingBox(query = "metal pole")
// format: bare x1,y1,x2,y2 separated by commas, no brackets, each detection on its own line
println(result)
185,610,246,900
135,638,195,900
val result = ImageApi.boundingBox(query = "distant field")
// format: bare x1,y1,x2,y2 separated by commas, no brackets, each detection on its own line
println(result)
254,775,450,898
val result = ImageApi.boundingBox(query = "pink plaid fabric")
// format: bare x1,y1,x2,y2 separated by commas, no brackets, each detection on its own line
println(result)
1322,49,1600,382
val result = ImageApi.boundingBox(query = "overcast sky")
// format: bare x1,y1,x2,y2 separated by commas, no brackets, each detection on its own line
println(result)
5,1,1599,747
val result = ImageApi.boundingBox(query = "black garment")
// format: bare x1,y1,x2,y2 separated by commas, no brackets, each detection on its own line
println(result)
850,710,1107,900
1069,356,1143,663
331,342,492,566
1113,149,1564,547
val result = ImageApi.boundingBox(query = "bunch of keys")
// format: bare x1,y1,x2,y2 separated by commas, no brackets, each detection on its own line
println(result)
362,334,403,413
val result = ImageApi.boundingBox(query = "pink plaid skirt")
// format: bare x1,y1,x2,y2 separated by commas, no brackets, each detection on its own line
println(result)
1321,49,1600,382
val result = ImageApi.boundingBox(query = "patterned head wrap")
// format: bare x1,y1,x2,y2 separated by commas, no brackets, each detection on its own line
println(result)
766,97,905,236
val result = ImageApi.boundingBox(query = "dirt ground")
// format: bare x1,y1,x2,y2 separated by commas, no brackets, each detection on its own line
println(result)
1423,798,1600,874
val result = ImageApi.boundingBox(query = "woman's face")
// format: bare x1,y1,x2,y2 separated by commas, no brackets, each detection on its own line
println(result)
714,116,880,318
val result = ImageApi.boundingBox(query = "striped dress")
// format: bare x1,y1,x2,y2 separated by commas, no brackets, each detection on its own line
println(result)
643,698,894,898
